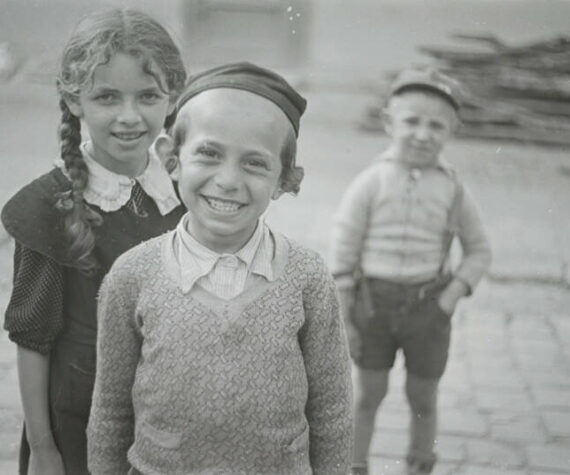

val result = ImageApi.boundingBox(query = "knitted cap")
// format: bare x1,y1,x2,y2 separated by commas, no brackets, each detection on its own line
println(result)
389,68,463,110
175,62,307,136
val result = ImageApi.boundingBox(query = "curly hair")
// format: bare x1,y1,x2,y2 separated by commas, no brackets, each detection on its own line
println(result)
55,8,187,274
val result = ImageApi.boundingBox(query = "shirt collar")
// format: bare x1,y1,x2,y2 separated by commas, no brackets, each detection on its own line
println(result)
172,213,275,293
54,141,181,215
377,149,451,173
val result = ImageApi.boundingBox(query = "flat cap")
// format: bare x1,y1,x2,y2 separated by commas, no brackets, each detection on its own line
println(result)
389,68,463,110
175,62,307,136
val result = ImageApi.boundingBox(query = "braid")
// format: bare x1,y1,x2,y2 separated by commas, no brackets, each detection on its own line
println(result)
55,99,102,275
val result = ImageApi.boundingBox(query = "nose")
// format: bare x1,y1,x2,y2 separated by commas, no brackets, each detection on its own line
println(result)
214,162,241,192
117,98,142,125
414,125,431,141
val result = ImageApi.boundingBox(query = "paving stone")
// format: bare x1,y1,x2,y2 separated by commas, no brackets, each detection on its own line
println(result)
465,439,525,469
434,434,466,463
523,369,570,388
509,315,554,340
369,430,407,458
0,367,22,412
369,456,407,475
458,465,527,475
531,387,570,409
439,408,488,437
375,409,408,432
0,407,21,459
549,314,570,343
369,456,461,475
490,412,547,443
527,444,570,472
475,388,534,412
542,411,570,438
514,353,566,372
470,366,526,390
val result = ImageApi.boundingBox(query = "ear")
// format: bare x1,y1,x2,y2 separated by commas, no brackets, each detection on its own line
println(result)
154,134,180,180
64,95,83,118
272,186,284,200
167,99,176,117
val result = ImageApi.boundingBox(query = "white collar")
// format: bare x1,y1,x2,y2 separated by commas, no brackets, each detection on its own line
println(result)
54,141,181,215
172,214,276,293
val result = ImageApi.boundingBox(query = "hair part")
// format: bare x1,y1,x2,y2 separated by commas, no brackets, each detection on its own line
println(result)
55,8,186,274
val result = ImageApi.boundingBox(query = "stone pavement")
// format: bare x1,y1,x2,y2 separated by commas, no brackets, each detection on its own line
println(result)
1,42,570,475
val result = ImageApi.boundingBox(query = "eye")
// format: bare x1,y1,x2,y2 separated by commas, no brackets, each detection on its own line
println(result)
404,117,419,126
429,121,445,131
244,158,269,170
94,93,117,105
196,146,219,159
139,91,163,104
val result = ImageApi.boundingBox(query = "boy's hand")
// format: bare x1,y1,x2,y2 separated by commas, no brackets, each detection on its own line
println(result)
437,278,469,316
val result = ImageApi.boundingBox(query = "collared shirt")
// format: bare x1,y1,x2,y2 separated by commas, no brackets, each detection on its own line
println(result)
168,213,277,299
54,141,181,215
329,151,491,290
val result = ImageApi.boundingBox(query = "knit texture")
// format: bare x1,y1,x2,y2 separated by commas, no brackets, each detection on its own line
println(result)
88,233,352,475
329,157,491,288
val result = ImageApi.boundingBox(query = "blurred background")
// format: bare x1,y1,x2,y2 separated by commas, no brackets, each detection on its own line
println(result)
2,0,570,85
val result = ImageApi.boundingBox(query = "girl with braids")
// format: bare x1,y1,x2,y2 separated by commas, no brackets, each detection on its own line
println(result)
1,8,186,474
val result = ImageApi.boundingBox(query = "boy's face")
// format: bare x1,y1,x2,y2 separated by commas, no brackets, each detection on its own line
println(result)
384,90,457,168
175,89,291,253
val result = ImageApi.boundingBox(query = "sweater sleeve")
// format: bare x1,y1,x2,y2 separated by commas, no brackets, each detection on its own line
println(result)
299,254,353,475
454,184,492,292
87,254,142,475
3,242,64,354
328,167,377,288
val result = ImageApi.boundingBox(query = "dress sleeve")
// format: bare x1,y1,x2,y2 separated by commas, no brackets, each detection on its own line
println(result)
299,254,353,475
3,242,64,354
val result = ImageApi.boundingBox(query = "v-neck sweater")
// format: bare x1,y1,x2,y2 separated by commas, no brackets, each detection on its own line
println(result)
87,231,352,475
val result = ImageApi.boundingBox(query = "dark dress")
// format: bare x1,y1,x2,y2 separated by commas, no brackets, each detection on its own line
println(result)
2,167,185,474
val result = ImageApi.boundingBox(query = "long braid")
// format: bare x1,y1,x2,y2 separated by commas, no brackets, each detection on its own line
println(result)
53,8,187,273
55,99,102,275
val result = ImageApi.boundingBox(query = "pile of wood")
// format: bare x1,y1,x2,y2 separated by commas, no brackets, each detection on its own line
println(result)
362,34,570,147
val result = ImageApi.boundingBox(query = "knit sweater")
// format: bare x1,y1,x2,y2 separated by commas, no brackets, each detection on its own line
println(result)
329,157,491,289
87,232,352,475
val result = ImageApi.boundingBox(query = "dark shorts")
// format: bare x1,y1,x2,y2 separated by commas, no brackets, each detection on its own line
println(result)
346,276,452,379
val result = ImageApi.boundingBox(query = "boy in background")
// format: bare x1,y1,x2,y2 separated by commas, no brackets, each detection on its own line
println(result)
329,68,491,475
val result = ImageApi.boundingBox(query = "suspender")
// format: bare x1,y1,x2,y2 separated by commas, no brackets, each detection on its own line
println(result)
437,177,464,276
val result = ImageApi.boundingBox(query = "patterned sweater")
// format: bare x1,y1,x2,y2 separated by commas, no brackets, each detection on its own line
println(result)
87,232,353,475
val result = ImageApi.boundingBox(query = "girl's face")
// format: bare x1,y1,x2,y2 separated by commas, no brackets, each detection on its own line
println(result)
176,89,290,254
67,52,174,177
384,91,457,169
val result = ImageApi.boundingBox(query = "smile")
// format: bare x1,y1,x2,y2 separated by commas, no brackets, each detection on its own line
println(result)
112,131,146,141
203,196,245,213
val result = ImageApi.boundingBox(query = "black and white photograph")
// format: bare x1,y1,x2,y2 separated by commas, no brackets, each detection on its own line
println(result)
0,1,569,474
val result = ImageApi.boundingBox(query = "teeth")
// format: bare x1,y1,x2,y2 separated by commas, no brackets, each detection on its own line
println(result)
114,132,143,140
206,197,242,212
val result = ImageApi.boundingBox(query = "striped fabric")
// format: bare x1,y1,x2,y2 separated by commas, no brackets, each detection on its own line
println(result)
172,214,276,299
